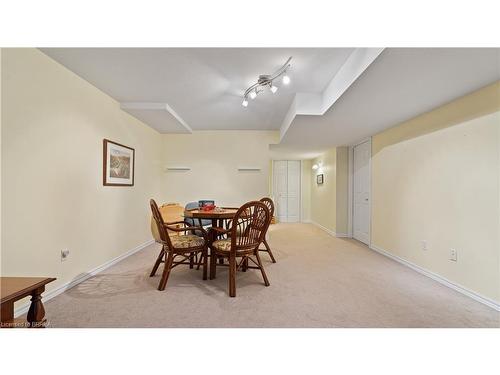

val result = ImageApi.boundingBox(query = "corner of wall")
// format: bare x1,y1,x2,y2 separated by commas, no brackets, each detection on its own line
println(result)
310,147,337,233
335,147,349,235
301,159,312,222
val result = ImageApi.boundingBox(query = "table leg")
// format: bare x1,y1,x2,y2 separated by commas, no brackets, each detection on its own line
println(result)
209,219,218,279
1,301,14,325
216,218,224,265
27,286,46,328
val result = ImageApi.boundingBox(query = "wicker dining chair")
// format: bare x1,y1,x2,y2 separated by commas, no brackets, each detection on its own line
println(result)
149,199,208,291
259,197,277,263
209,201,270,297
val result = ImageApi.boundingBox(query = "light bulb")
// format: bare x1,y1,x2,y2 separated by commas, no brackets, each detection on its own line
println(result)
242,99,248,107
282,74,290,85
312,164,318,170
270,85,278,94
249,90,257,100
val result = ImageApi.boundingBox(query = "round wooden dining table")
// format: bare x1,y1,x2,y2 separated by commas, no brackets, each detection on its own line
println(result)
183,207,238,230
183,208,239,269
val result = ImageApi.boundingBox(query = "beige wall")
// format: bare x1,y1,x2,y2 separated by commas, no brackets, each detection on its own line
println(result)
1,49,162,306
372,81,500,302
301,159,311,222
310,148,337,232
161,131,279,207
335,147,349,235
309,147,349,234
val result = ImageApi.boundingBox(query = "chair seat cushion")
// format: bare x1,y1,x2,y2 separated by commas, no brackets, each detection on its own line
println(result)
212,239,232,252
212,238,258,253
171,234,205,249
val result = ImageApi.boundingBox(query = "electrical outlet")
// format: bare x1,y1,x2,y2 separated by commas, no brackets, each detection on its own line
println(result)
61,249,70,262
421,240,428,251
449,248,457,262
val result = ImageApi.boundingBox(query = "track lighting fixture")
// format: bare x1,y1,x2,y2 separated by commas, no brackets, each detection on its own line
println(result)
241,57,291,107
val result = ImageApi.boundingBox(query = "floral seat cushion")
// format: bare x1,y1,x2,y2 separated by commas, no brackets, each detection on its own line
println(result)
171,234,205,249
212,239,232,252
212,238,259,253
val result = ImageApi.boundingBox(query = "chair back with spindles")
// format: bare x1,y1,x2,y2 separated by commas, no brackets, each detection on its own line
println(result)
260,197,274,232
150,199,174,249
259,197,274,218
230,201,270,252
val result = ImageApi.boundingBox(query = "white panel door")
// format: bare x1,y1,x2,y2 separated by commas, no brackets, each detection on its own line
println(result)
286,160,301,223
273,161,288,222
353,141,371,244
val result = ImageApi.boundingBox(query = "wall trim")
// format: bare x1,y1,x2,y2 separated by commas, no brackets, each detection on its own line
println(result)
370,244,500,312
304,221,499,311
312,220,350,238
310,220,344,238
14,239,155,318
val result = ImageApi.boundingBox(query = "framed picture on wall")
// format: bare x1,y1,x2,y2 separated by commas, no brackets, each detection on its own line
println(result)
317,174,324,185
103,139,135,186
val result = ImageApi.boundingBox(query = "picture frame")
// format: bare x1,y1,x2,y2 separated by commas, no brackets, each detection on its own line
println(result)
317,174,324,185
103,139,135,186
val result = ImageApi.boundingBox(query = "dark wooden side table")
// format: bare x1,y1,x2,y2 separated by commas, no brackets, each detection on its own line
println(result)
0,277,56,328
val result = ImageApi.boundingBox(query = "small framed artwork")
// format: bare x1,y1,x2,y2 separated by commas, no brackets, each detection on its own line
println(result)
317,174,324,185
103,139,135,186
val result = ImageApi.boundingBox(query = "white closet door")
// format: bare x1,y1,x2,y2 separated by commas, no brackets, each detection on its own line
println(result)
273,160,301,223
286,160,301,223
353,140,371,244
274,160,288,222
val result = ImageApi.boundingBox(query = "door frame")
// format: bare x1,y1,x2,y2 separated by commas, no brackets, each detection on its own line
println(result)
348,137,372,246
271,159,302,223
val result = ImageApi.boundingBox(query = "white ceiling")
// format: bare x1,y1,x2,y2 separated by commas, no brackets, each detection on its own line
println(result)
272,48,500,159
40,48,354,132
40,48,499,158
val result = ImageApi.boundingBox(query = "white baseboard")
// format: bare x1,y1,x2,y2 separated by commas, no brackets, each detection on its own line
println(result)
370,244,500,312
310,221,341,238
14,239,155,318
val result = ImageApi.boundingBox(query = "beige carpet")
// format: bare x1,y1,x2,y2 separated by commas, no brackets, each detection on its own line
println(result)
40,223,499,327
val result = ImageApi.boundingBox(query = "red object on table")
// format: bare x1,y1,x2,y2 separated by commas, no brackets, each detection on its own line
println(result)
201,204,215,211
